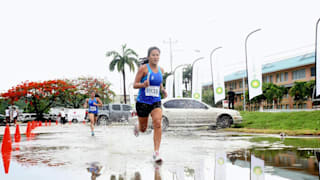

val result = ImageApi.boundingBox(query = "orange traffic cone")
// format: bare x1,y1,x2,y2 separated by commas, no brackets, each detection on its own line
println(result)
14,124,21,143
56,120,58,125
69,120,71,125
1,124,12,153
45,120,47,126
83,120,86,125
49,120,51,126
1,124,12,173
1,149,11,174
30,132,36,140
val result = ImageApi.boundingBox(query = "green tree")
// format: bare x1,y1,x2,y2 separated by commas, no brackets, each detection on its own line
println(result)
162,72,172,88
263,83,286,105
1,80,74,120
183,65,192,83
244,83,286,110
106,44,139,104
306,80,315,98
183,65,192,97
202,89,215,107
61,77,115,108
289,81,309,103
0,99,9,114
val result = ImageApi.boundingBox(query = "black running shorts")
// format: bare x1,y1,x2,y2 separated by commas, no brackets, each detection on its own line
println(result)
136,101,161,117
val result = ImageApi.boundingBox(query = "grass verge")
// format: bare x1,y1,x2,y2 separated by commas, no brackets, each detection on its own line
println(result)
225,111,320,135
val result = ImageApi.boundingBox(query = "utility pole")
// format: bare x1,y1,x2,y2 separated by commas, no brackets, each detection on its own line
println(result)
164,38,178,73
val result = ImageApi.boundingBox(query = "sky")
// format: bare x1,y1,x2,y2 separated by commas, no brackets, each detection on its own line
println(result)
1,0,320,95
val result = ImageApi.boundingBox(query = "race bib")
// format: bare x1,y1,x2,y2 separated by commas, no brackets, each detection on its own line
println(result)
89,106,97,112
145,86,160,97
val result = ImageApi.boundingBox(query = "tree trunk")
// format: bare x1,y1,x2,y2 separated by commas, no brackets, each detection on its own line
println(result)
122,70,127,104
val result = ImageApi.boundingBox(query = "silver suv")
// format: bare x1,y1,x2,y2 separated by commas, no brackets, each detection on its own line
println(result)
96,104,132,125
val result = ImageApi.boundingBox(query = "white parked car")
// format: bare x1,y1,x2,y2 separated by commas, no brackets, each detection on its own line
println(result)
66,108,87,123
130,98,242,131
19,113,37,122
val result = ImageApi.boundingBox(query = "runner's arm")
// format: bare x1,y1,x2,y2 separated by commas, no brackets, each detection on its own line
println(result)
160,67,167,98
83,99,88,108
94,98,103,107
133,65,149,89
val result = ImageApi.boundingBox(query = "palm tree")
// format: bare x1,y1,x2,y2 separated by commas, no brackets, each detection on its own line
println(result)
289,81,309,103
106,44,139,104
306,80,315,98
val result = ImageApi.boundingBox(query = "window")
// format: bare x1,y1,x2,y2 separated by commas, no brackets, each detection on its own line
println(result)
284,72,288,81
292,69,306,80
163,100,186,109
276,72,288,82
303,103,307,109
187,100,207,109
239,81,243,88
229,81,236,90
311,67,315,77
103,105,109,110
293,104,297,109
298,104,302,109
286,104,289,109
122,105,131,111
265,75,273,83
282,105,285,109
283,93,289,99
112,105,121,111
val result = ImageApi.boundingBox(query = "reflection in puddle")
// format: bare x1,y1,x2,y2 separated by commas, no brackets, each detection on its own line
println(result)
1,125,320,179
87,162,103,180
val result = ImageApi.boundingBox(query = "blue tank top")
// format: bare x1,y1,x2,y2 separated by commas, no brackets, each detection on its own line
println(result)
88,98,98,114
137,64,163,104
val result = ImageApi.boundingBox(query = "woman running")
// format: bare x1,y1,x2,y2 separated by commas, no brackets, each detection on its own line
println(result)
133,46,167,163
84,91,103,136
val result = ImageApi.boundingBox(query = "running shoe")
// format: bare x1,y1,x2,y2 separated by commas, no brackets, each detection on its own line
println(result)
153,151,163,164
133,122,139,137
91,132,95,136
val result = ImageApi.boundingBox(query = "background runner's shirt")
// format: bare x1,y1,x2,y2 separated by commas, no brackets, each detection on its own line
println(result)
5,109,9,117
88,98,98,114
137,64,163,105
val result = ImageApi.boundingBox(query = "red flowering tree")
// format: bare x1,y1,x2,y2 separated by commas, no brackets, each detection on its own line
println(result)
58,77,115,108
1,80,75,120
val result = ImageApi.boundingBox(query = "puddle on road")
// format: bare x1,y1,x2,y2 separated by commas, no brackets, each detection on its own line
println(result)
0,125,319,180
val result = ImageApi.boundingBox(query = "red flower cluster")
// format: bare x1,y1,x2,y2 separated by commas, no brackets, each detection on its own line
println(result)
0,80,75,103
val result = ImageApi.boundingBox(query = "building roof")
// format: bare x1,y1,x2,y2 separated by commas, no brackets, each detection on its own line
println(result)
203,52,315,86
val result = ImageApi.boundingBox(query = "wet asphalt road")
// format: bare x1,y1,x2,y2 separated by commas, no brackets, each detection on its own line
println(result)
0,123,319,180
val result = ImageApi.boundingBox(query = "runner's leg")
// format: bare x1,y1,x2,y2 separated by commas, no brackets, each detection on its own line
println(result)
138,117,149,132
151,108,162,152
89,113,95,134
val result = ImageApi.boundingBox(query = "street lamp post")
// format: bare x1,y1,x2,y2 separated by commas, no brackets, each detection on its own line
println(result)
191,57,204,96
164,38,178,73
210,47,223,103
243,28,261,111
173,64,190,97
315,17,320,97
